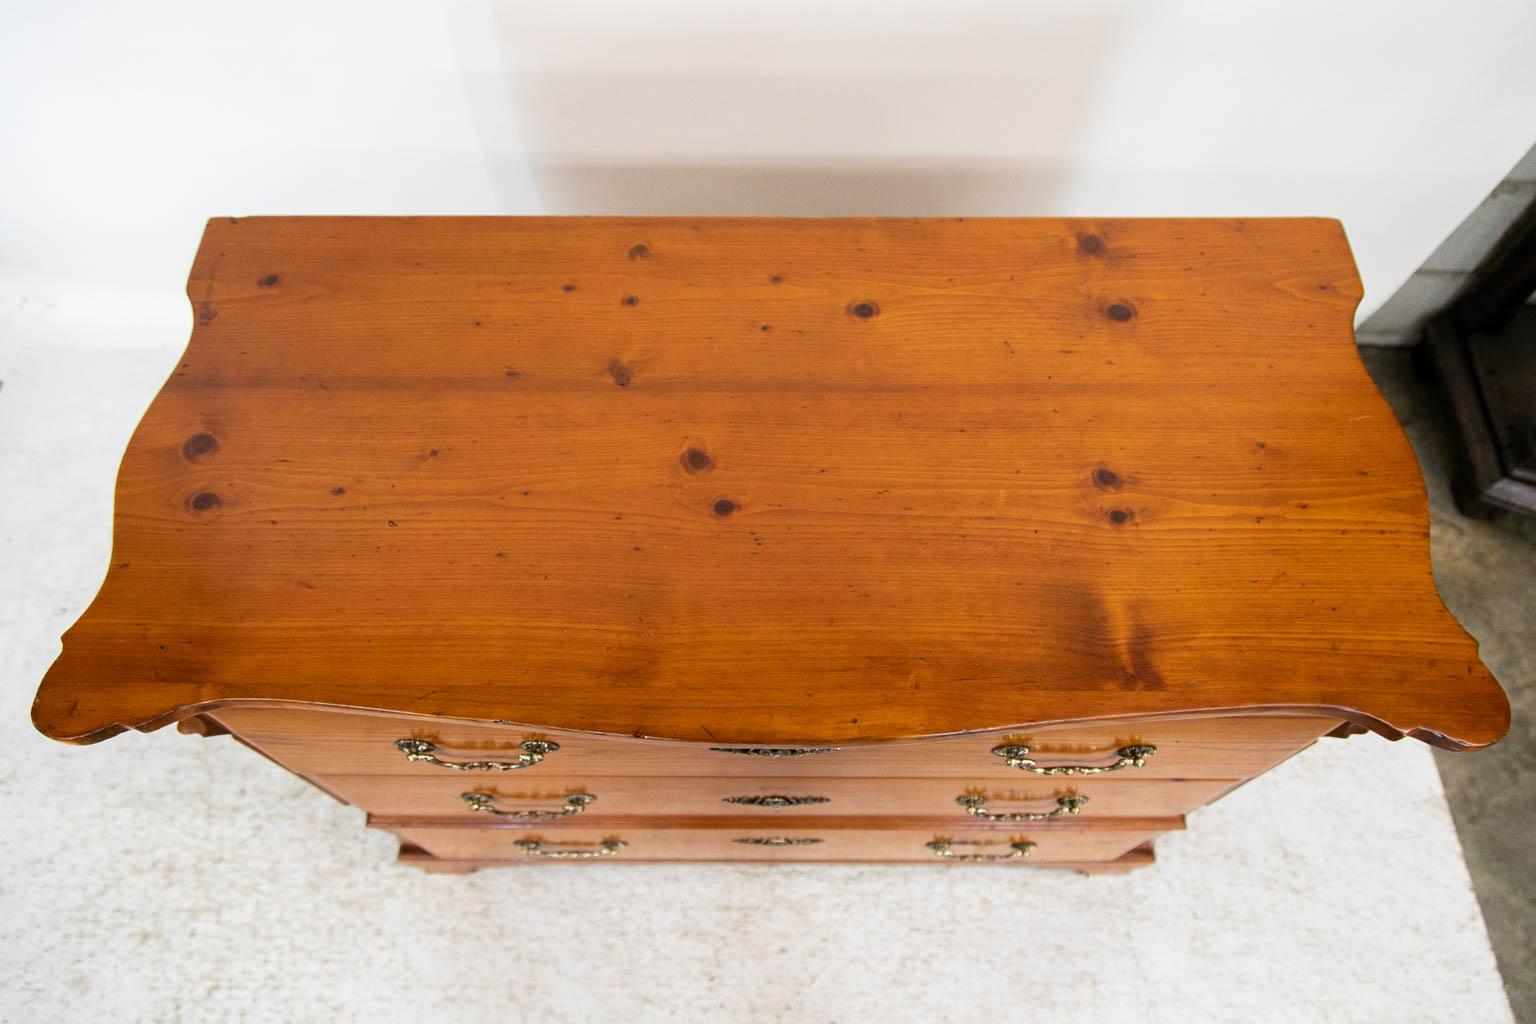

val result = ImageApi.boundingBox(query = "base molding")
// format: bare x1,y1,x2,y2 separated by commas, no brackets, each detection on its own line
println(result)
396,841,1157,876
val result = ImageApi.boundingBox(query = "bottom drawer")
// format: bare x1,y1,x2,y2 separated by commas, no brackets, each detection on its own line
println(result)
388,822,1167,863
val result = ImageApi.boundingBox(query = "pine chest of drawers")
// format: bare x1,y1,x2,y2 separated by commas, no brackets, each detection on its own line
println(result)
32,216,1509,872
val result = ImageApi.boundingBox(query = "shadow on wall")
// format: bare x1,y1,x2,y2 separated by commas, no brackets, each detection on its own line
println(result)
507,161,1068,218
456,4,1137,215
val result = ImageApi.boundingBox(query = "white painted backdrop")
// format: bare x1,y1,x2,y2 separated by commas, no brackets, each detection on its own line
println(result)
4,0,1536,363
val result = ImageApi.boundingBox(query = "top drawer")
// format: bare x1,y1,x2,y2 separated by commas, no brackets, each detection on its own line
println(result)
210,706,1338,780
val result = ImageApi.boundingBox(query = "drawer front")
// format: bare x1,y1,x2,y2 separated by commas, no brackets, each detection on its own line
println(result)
315,773,1236,820
214,706,1337,780
388,823,1165,863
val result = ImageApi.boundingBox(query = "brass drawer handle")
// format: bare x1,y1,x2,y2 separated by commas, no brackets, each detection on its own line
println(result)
709,747,837,757
514,839,625,859
927,839,1036,861
394,738,557,772
722,795,831,807
957,793,1087,821
733,837,824,846
990,743,1156,776
462,792,594,819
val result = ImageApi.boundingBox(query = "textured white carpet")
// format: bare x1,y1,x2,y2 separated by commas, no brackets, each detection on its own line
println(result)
0,345,1514,1023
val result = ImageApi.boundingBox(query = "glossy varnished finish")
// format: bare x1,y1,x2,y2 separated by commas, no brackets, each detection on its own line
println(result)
31,217,1507,750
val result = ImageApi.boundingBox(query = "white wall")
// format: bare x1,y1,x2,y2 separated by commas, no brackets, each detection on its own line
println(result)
4,0,1536,359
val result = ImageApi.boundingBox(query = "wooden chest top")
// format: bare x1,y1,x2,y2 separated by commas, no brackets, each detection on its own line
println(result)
32,217,1507,749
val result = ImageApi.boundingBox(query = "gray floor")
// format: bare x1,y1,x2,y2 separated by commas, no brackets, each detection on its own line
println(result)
1361,347,1536,1021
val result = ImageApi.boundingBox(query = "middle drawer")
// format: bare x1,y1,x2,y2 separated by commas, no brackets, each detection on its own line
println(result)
313,773,1236,820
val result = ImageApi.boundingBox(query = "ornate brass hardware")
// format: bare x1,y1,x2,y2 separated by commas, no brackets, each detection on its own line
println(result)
989,743,1156,776
709,747,837,757
957,793,1087,821
732,837,824,846
393,738,557,772
513,839,625,859
462,791,594,819
927,839,1036,861
722,795,831,807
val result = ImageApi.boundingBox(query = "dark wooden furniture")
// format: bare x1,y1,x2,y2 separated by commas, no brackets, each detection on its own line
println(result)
33,217,1509,871
1428,207,1536,518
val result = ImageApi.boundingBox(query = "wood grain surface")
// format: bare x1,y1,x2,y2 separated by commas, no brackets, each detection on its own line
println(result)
32,217,1508,749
